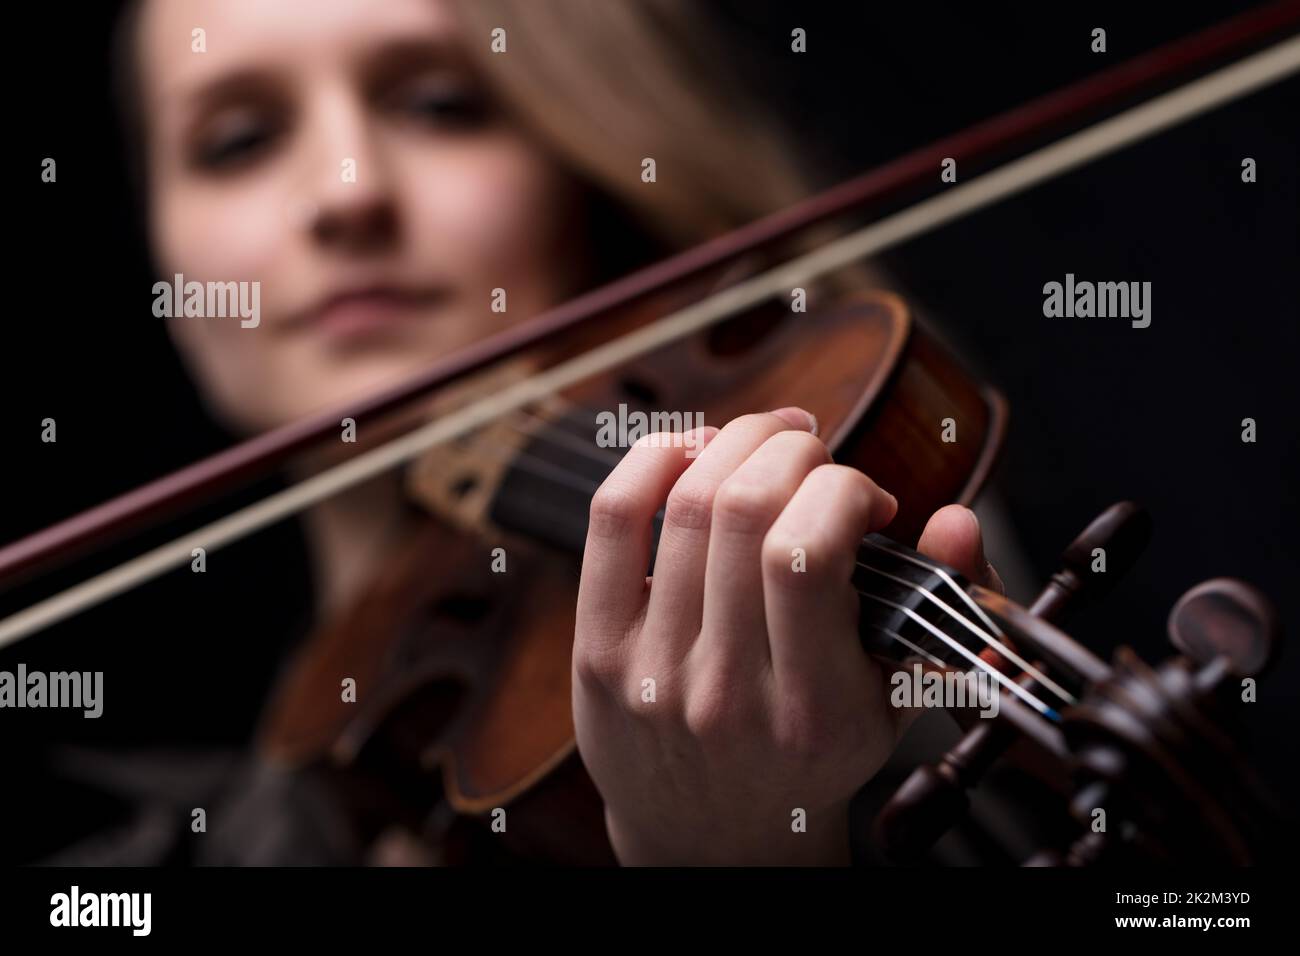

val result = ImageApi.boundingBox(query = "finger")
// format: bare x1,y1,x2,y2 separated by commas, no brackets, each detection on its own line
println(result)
762,464,898,693
644,408,817,654
916,504,1004,594
577,426,718,660
697,429,831,672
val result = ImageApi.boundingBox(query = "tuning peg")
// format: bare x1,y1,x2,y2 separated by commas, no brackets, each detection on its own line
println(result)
1032,501,1152,618
1167,578,1280,678
873,763,970,863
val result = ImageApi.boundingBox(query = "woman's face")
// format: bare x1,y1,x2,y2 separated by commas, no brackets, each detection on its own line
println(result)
138,0,586,433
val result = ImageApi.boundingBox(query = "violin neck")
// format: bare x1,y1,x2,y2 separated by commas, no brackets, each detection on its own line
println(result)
475,409,1055,709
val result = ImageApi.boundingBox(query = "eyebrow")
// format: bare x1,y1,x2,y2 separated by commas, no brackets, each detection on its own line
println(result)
359,36,475,86
170,35,473,113
177,68,285,114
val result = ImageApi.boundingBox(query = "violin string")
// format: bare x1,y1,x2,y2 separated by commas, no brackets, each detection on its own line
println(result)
861,536,1006,641
431,419,1061,717
857,588,1059,719
509,406,627,467
397,405,1067,715
491,413,1074,702
515,396,601,434
862,593,1062,721
443,423,624,500
855,560,1076,706
516,410,1059,716
8,37,1295,647
873,628,947,668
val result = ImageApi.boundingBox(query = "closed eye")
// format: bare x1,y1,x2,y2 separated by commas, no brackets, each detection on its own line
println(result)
390,78,489,129
190,109,283,170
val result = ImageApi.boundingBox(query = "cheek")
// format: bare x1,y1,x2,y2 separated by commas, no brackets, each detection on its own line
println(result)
151,177,299,427
152,176,292,283
403,140,578,305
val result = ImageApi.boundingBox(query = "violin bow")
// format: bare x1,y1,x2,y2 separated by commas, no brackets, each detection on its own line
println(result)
2,2,1298,646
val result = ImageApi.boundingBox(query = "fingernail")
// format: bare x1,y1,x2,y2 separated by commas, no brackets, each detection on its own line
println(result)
769,406,818,435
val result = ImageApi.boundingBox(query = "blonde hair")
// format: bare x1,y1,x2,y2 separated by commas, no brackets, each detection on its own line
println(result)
447,0,816,249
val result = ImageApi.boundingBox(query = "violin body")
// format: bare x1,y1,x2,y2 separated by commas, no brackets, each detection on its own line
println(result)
257,290,1008,863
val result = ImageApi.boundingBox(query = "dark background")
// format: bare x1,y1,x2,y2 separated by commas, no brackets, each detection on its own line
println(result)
2,1,1295,862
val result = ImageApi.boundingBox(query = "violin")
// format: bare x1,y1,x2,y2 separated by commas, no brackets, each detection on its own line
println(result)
2,3,1297,865
256,288,1004,864
258,291,1285,865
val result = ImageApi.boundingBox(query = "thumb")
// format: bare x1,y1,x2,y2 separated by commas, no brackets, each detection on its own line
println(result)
916,504,1004,594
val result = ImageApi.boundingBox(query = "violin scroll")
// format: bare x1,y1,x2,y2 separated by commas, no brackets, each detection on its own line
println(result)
1045,578,1283,865
874,506,1287,865
873,502,1150,862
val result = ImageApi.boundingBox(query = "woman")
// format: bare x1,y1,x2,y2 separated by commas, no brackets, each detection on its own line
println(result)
107,0,1003,865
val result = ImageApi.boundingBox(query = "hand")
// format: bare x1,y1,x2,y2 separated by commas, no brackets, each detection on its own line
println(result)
572,408,1002,865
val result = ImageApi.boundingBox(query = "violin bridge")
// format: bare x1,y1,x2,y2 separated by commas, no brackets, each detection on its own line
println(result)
404,355,557,537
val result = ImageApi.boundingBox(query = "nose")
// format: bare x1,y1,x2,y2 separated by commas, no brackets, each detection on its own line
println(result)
300,91,400,254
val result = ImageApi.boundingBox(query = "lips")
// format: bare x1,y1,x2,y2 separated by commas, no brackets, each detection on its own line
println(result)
286,285,446,340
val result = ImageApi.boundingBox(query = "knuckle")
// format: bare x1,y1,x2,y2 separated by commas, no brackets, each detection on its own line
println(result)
762,525,831,587
665,480,716,532
572,643,625,690
713,478,783,535
683,684,746,741
763,528,801,577
587,481,643,540
813,464,875,515
619,671,673,722
808,462,854,491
